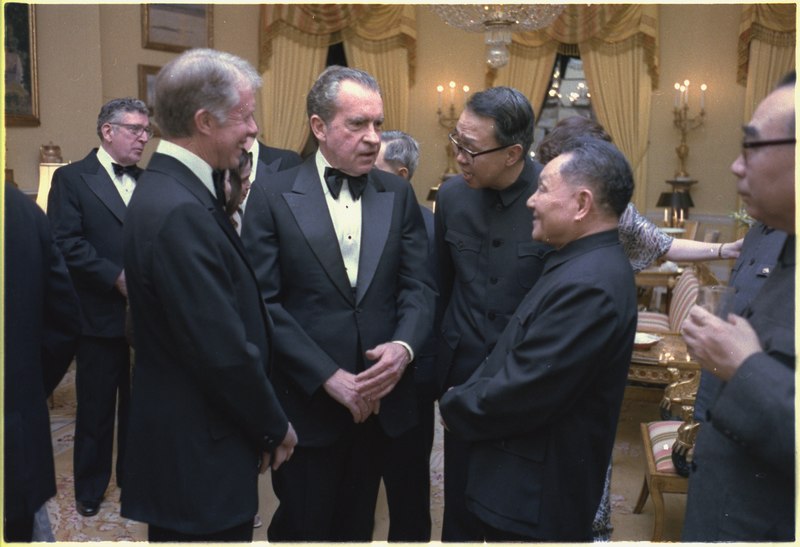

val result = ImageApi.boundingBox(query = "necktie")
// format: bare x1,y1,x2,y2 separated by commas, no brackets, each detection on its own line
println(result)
212,169,227,210
112,163,142,180
324,167,368,200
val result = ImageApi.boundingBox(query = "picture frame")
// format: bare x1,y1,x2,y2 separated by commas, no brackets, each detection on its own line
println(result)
5,3,40,126
141,4,213,53
137,64,162,137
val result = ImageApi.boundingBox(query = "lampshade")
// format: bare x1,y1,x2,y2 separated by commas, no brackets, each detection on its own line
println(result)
656,191,693,209
37,162,67,212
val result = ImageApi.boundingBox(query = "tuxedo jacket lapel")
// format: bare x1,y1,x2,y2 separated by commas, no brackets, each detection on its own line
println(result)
356,177,392,304
283,163,354,303
82,161,127,223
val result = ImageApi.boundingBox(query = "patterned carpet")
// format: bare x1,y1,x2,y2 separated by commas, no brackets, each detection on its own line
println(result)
45,366,682,542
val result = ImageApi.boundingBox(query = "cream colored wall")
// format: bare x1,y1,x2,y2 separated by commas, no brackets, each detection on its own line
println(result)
6,3,748,233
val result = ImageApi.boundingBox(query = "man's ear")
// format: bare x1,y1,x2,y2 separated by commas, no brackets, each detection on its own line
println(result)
575,188,594,221
100,123,114,143
194,109,215,136
397,166,410,180
504,143,524,167
310,115,326,142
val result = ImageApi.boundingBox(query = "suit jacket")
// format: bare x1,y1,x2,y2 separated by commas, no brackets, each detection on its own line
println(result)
47,149,127,338
259,142,302,173
682,235,795,541
120,152,289,534
434,157,549,392
439,230,637,540
5,184,81,521
241,156,436,446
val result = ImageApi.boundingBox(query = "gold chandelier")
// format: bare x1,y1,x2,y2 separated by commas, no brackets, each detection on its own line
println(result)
429,4,565,69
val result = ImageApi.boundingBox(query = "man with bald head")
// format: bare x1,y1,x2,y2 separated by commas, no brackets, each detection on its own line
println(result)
680,71,795,541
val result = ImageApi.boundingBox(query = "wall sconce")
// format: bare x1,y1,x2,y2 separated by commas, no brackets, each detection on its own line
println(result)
428,81,471,207
672,79,707,179
36,142,68,212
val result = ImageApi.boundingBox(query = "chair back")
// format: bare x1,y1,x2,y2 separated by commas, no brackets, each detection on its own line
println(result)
682,220,699,240
668,268,700,331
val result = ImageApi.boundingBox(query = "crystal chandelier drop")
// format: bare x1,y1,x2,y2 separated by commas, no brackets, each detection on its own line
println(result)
430,4,565,69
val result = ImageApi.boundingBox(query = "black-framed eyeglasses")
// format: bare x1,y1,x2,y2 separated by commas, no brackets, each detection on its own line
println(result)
448,132,513,161
110,123,154,139
741,137,795,164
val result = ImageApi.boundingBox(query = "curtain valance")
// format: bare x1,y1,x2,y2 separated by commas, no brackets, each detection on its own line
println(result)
738,3,796,84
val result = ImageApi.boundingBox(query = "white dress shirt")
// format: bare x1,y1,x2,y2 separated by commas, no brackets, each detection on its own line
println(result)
97,146,136,206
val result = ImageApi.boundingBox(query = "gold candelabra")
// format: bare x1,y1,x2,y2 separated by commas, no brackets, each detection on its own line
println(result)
672,79,707,178
436,81,469,181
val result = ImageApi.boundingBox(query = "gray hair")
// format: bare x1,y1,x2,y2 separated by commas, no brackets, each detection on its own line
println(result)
154,48,262,138
381,130,420,179
466,86,534,156
96,98,149,139
306,65,381,123
557,137,634,217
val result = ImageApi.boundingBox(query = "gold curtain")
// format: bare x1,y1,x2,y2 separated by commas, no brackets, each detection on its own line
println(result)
258,4,416,151
738,3,796,121
494,5,658,209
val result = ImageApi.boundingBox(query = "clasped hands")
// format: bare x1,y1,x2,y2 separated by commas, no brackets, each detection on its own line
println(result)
323,342,411,423
681,305,762,382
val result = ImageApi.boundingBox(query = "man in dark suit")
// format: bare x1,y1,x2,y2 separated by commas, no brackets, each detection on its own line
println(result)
241,66,435,542
4,183,82,542
433,86,549,541
439,137,638,541
375,130,437,541
680,71,795,541
120,48,296,543
256,140,303,173
46,97,151,517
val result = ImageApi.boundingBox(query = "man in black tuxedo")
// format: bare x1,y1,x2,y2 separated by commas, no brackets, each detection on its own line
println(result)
255,139,303,173
4,183,81,541
375,130,437,541
120,48,296,543
242,66,436,541
439,137,638,541
46,97,151,518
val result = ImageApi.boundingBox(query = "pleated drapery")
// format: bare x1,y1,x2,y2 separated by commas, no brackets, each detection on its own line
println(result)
258,4,416,151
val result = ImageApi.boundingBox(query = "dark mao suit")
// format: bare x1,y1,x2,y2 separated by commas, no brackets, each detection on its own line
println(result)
47,149,132,504
120,153,289,534
241,156,436,540
4,184,81,541
440,230,637,541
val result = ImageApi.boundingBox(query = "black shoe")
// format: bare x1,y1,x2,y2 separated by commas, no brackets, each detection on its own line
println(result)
76,500,100,517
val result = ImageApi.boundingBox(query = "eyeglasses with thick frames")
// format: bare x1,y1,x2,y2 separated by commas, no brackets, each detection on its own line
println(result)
741,137,795,164
110,123,154,139
448,132,513,161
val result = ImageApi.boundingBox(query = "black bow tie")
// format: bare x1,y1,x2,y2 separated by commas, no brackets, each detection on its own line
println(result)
212,169,227,210
324,167,368,200
112,163,142,180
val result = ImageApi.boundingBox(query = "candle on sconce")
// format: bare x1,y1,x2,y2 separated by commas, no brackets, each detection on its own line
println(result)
449,81,456,107
437,85,444,110
683,80,690,106
674,82,680,108
700,83,707,110
463,85,470,108
664,208,669,225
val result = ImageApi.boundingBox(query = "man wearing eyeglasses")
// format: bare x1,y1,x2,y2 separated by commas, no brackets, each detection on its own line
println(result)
47,97,151,518
680,71,795,541
433,86,551,541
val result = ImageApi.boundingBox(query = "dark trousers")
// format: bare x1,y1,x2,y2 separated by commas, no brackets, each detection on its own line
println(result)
148,519,253,542
4,513,34,542
381,386,435,541
73,335,130,503
482,521,539,542
441,430,483,541
268,416,384,542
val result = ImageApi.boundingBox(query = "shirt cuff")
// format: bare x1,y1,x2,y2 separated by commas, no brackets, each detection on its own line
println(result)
392,340,415,363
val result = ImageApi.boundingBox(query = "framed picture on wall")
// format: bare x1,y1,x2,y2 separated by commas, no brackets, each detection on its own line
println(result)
5,3,40,126
141,4,213,53
137,64,162,137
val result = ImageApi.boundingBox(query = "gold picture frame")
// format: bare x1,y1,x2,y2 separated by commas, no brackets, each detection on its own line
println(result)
141,4,213,53
5,3,40,126
137,64,162,137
